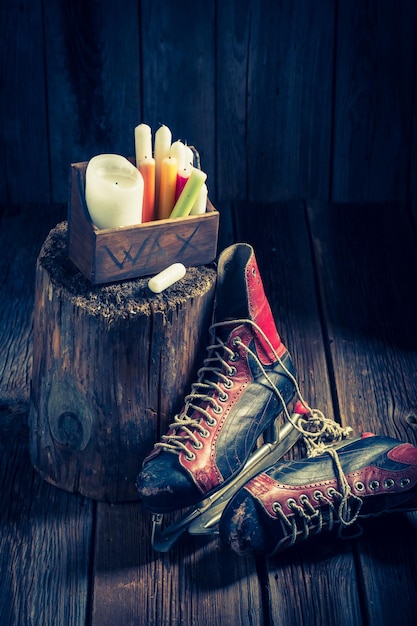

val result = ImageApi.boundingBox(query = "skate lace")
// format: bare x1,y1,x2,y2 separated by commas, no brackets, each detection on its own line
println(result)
154,319,242,459
155,318,352,462
270,446,364,555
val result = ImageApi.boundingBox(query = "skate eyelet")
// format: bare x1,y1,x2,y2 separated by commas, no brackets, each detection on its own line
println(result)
223,379,233,389
232,336,241,348
185,451,196,461
212,404,223,414
200,428,210,438
229,353,239,363
327,487,337,498
400,477,411,488
227,366,237,376
369,480,380,490
355,482,365,492
205,416,217,427
286,498,297,509
192,440,203,450
299,494,309,505
272,501,282,513
313,490,323,501
384,478,395,489
219,392,228,402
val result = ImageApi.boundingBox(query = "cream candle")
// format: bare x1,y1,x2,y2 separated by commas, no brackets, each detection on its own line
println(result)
135,123,152,164
169,140,185,170
85,154,144,229
169,167,207,219
190,182,208,215
154,125,172,214
184,145,194,169
148,263,186,293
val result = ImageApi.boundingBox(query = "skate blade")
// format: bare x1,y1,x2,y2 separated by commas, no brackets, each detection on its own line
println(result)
150,414,303,552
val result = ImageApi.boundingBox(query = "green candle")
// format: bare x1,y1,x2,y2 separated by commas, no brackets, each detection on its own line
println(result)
169,167,207,218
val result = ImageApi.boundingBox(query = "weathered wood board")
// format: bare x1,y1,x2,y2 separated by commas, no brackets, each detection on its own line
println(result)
1,199,417,624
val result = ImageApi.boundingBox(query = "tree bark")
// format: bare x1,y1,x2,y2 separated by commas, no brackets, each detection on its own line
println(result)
29,222,216,502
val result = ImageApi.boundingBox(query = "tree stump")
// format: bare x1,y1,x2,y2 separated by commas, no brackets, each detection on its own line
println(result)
29,222,217,502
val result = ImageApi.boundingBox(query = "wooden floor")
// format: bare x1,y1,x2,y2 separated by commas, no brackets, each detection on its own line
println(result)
1,199,417,625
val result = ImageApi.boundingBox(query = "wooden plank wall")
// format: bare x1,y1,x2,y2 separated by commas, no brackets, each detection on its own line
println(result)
1,0,416,210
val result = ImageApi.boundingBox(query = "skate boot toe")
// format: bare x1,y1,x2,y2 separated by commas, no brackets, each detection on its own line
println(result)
219,488,273,557
137,452,202,513
219,434,417,557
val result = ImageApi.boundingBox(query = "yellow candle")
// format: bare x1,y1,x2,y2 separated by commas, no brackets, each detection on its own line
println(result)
169,167,207,219
139,156,156,222
158,156,177,219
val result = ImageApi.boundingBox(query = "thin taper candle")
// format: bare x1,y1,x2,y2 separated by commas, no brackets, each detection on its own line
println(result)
184,145,194,169
175,166,191,202
154,125,172,215
190,183,208,215
169,140,185,171
158,156,178,219
135,123,152,164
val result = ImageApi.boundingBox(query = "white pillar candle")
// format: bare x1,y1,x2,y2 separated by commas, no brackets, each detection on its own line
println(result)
85,154,144,229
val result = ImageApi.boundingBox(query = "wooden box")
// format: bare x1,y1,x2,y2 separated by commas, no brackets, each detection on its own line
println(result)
67,160,219,284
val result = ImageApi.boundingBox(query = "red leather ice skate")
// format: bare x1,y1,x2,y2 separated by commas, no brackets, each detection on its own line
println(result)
136,243,303,549
137,243,351,551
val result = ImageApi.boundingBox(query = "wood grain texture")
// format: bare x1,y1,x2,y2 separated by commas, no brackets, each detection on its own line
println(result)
265,540,363,626
1,197,417,624
0,408,93,625
0,204,66,404
410,49,417,227
307,200,417,440
234,201,335,418
307,199,417,625
235,200,364,624
43,0,141,202
0,1,50,204
332,0,417,203
216,0,251,202
91,501,264,626
140,0,216,198
2,1,417,207
246,0,335,202
29,222,216,501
